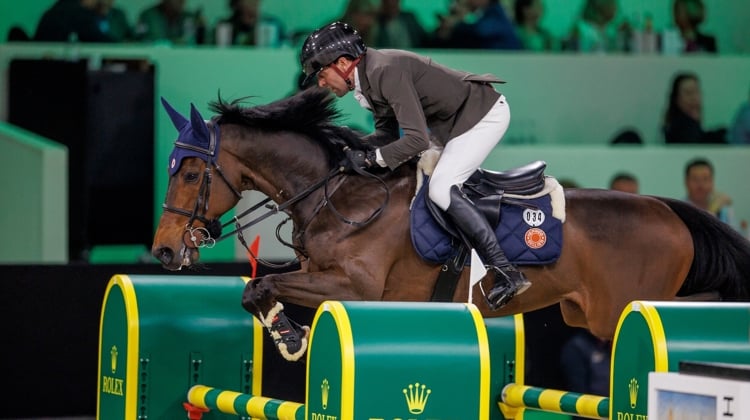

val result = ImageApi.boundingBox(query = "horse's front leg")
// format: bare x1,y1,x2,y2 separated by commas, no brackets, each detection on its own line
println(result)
242,269,383,362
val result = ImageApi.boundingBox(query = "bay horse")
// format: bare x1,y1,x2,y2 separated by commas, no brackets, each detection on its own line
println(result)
151,87,750,361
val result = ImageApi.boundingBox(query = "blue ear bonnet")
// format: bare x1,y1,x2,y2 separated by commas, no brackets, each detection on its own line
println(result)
161,97,217,176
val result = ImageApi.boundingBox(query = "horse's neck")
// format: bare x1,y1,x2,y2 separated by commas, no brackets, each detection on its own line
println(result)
226,127,334,202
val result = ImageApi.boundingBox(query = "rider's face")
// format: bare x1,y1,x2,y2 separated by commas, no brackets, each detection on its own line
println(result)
317,59,351,97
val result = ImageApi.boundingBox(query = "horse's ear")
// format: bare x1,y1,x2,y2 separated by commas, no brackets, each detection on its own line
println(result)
189,103,210,141
161,97,189,130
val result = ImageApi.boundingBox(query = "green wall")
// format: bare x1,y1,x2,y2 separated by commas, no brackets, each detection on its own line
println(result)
0,122,67,263
1,42,749,263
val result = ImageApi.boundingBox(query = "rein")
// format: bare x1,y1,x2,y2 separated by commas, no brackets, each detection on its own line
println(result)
222,160,390,266
218,166,342,241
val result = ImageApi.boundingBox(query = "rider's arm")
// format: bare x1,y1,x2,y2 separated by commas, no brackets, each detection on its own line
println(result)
370,68,431,170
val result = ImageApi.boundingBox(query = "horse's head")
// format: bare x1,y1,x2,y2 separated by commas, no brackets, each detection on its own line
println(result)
151,98,243,270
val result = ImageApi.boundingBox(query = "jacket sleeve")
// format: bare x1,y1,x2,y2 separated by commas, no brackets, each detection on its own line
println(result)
372,68,431,169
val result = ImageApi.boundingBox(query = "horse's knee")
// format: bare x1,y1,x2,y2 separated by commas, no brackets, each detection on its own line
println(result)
242,277,277,313
242,278,264,310
241,282,258,313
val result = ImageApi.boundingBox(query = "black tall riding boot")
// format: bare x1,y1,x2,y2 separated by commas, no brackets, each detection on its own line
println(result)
445,185,531,310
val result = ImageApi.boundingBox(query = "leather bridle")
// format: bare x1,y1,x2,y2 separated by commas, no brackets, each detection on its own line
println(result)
161,118,243,249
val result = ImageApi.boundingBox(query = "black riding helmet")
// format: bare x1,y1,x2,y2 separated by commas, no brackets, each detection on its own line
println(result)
300,21,367,87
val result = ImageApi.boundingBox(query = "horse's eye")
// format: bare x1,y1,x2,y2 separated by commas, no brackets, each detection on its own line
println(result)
184,172,200,183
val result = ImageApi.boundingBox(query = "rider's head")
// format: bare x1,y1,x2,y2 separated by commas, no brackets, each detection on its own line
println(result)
300,21,366,95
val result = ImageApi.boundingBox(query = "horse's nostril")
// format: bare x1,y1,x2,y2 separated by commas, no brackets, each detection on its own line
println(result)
154,247,173,266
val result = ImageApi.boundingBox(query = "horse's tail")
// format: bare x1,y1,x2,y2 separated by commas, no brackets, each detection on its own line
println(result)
658,197,750,300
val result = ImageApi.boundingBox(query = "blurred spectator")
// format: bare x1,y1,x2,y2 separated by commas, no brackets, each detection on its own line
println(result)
729,86,750,145
371,0,429,49
609,172,639,194
558,178,580,189
566,0,628,53
560,329,612,414
34,0,113,42
435,0,522,50
96,0,133,42
662,72,727,144
672,0,717,53
135,0,203,45
340,0,379,46
214,0,285,47
609,128,643,145
684,157,737,229
513,0,556,51
7,26,31,41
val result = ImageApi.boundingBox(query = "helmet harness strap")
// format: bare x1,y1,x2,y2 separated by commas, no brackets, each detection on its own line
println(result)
330,56,361,91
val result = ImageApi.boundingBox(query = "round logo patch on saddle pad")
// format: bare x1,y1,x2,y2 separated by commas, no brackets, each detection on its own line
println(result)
524,228,547,249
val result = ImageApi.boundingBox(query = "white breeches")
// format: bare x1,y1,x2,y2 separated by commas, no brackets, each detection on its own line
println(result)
428,95,511,210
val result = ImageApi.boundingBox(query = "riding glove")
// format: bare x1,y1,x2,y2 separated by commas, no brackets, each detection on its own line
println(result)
345,148,377,169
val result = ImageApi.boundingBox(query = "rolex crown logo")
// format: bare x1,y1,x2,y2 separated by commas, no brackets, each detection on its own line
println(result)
628,378,639,408
110,345,118,374
403,382,431,414
321,378,330,410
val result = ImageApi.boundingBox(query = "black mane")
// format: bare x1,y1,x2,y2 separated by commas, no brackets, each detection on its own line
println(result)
208,87,371,164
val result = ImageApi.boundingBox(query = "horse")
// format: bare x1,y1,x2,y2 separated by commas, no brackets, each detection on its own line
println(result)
151,87,750,362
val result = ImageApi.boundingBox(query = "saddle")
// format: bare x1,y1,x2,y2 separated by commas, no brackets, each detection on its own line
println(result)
409,160,565,301
425,160,548,239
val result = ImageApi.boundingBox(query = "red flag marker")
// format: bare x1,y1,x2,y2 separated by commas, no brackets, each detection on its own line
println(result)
247,235,260,278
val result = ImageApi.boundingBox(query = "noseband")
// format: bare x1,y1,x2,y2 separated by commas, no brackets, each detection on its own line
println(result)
162,118,243,248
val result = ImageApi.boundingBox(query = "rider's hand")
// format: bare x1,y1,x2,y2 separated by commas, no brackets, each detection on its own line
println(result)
345,147,377,169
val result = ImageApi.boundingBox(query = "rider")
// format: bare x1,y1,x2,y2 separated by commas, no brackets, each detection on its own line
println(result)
299,21,530,310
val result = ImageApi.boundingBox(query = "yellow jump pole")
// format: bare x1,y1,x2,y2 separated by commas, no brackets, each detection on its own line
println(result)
187,384,305,420
501,383,609,419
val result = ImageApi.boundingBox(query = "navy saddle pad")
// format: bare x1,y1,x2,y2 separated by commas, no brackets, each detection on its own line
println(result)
410,183,563,265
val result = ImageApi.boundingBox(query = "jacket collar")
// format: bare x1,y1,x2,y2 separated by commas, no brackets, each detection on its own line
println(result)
356,52,371,93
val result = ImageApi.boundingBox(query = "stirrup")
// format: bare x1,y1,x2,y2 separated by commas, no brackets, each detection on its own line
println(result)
480,267,531,310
